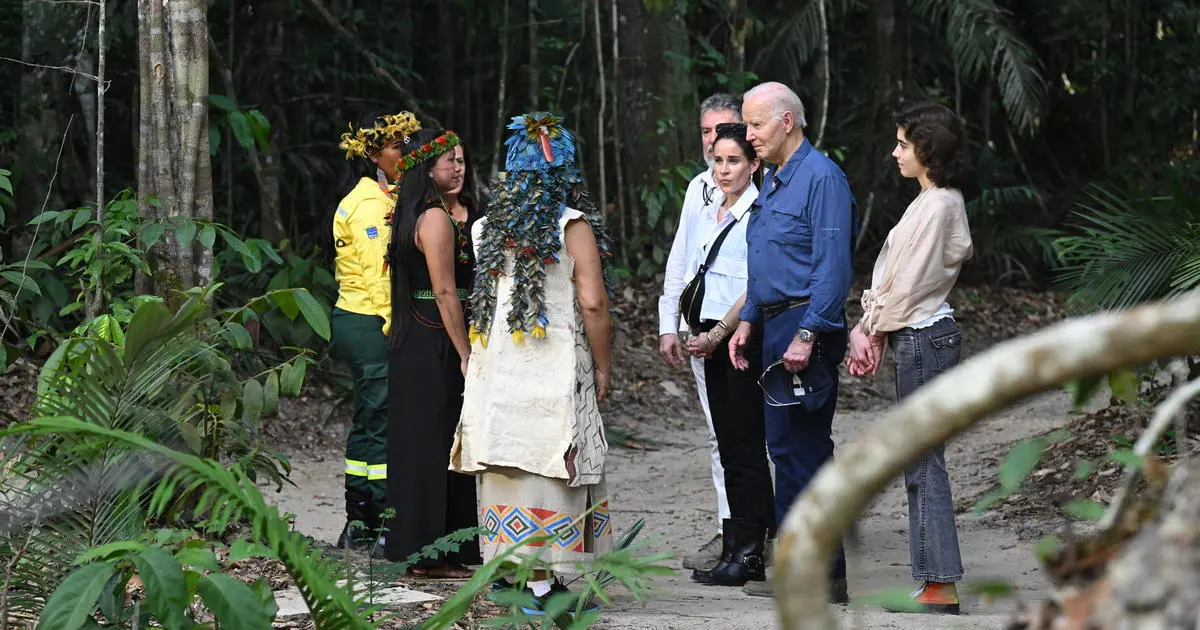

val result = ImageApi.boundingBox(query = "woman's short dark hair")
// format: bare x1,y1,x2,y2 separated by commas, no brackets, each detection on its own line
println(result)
893,102,971,189
713,122,756,161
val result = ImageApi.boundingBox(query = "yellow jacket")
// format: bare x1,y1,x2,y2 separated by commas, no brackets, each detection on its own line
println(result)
333,177,394,334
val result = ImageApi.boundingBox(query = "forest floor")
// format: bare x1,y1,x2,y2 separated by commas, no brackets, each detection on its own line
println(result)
0,281,1166,628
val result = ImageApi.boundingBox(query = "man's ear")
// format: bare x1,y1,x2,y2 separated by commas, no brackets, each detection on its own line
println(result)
781,111,796,135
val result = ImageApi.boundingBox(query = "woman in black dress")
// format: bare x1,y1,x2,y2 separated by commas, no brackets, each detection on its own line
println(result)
385,128,481,578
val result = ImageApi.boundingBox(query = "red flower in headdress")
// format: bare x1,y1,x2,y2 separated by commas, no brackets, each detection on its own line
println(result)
436,136,448,146
422,143,433,152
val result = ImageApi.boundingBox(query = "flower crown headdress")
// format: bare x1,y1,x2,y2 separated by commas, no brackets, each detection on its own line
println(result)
397,131,461,172
337,112,422,160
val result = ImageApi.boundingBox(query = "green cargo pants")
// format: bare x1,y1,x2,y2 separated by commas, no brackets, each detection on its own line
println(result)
331,308,389,529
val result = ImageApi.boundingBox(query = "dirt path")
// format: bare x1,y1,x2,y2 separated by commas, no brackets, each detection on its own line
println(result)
266,384,1087,629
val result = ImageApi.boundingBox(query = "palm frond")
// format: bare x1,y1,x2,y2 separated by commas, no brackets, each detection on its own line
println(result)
910,0,1047,134
1053,177,1200,311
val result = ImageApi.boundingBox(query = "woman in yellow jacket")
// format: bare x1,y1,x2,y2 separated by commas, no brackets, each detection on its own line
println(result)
331,111,421,551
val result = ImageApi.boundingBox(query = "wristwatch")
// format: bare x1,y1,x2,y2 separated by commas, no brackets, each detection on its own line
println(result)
795,328,815,343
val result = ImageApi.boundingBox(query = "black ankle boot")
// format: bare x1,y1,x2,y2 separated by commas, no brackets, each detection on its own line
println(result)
691,524,736,583
692,518,765,587
337,501,383,551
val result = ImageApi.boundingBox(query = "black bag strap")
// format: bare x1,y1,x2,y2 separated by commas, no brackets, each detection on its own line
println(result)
696,218,739,274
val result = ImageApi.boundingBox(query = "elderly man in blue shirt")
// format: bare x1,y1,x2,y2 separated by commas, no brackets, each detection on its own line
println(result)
728,81,857,602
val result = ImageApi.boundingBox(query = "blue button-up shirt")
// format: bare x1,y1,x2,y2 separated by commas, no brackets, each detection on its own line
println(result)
740,138,857,332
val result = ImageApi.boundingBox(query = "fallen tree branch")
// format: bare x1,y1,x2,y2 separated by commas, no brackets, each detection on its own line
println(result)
775,293,1200,630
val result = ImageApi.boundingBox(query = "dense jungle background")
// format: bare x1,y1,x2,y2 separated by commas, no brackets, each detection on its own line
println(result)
1,0,1200,628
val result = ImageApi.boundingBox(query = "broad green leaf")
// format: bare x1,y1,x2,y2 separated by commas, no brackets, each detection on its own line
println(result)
1064,499,1105,521
225,322,253,350
247,578,279,620
198,224,217,249
0,270,41,296
271,289,300,320
1066,375,1104,408
221,229,258,267
1073,459,1094,480
229,539,277,562
177,420,203,454
124,301,172,364
175,547,220,572
196,574,274,630
133,547,190,629
27,210,62,225
141,222,166,249
281,360,306,397
2,341,18,372
208,94,238,112
279,363,298,397
1107,369,1140,405
292,288,331,340
998,438,1045,490
263,371,280,417
219,389,239,422
37,561,116,630
859,587,925,613
1035,535,1062,561
76,541,146,564
174,220,197,248
71,208,93,232
228,111,255,150
247,109,271,152
0,173,11,196
242,378,264,425
1108,449,1144,469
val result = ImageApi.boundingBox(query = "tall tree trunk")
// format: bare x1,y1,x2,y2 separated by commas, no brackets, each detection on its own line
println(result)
725,0,747,92
528,0,539,109
616,0,695,249
16,0,60,224
136,0,211,298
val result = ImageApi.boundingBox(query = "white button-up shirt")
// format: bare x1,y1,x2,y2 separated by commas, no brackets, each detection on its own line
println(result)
658,169,758,334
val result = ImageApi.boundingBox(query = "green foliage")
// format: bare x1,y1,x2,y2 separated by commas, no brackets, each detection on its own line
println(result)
1053,160,1200,311
210,94,272,154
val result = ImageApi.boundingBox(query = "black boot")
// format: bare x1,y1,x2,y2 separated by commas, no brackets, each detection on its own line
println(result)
690,524,735,583
692,518,766,587
336,500,384,552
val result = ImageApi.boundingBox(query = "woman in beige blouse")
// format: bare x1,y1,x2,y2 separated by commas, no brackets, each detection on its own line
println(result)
847,101,973,615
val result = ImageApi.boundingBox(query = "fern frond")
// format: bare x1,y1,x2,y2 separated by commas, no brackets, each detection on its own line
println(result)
4,417,379,629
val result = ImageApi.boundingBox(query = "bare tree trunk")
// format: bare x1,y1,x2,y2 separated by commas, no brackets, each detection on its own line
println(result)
726,0,747,92
592,0,606,223
490,0,511,176
136,0,211,298
813,0,830,148
773,292,1200,629
528,0,538,109
87,0,107,319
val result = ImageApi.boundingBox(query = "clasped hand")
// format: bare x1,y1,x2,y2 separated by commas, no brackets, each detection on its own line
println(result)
846,324,884,376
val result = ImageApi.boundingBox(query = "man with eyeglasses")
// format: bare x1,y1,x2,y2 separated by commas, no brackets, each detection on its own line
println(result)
728,82,857,602
657,93,741,571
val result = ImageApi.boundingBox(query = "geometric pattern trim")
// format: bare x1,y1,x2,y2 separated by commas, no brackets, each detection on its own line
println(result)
480,502,611,553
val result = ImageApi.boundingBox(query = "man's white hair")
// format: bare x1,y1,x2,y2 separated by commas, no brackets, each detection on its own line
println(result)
744,82,807,129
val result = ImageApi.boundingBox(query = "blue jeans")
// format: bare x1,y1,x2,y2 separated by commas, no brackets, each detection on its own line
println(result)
888,317,965,583
762,305,847,580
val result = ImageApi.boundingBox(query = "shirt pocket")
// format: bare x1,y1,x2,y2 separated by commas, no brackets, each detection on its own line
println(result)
767,202,812,244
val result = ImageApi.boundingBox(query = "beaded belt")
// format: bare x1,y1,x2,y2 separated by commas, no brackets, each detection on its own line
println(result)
411,288,469,300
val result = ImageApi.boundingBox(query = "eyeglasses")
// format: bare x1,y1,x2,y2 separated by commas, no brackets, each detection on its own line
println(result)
757,359,808,407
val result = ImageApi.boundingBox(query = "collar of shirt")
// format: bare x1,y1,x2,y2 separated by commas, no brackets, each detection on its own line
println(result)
770,137,814,189
724,181,759,222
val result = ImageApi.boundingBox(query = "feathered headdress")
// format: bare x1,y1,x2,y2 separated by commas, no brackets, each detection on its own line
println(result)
468,113,613,347
337,112,422,159
503,112,576,171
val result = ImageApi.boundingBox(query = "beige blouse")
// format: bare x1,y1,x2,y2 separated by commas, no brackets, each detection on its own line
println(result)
860,187,973,335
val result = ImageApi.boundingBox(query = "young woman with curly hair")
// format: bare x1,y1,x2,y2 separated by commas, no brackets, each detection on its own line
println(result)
846,101,974,615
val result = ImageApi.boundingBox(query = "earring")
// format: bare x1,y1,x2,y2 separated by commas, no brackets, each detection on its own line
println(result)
376,167,389,186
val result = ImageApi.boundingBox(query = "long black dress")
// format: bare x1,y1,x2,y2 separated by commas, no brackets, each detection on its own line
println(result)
385,208,481,568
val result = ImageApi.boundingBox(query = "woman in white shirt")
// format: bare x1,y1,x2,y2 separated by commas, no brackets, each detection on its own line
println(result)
683,123,774,587
848,101,973,614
